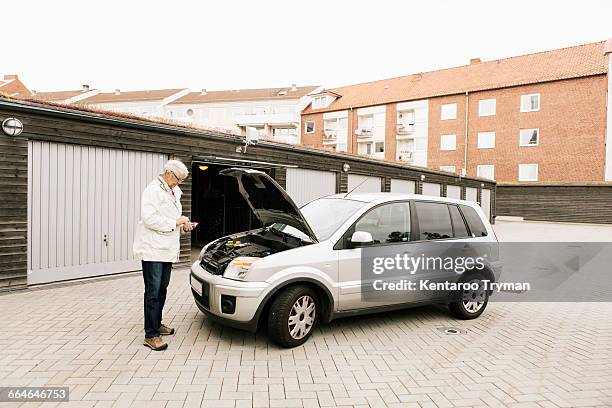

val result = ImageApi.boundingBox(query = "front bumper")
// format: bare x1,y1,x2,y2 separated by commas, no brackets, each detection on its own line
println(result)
190,261,269,332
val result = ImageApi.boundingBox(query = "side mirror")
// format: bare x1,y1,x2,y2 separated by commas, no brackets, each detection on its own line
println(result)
349,231,374,248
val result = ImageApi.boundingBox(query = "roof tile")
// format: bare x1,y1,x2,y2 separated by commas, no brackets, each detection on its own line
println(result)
306,41,608,113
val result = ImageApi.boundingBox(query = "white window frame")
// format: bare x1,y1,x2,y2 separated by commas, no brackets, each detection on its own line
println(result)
520,93,540,112
518,163,538,181
478,99,496,116
374,141,385,153
440,165,456,173
440,134,457,151
519,128,539,146
440,103,457,120
477,164,495,180
477,131,496,149
304,121,315,134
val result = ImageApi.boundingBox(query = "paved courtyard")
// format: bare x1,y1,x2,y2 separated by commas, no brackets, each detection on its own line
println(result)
1,220,612,407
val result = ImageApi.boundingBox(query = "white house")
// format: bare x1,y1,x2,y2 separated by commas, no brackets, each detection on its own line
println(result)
79,88,189,118
165,85,321,144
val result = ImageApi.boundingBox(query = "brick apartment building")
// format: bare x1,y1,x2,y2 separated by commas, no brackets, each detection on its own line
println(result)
301,40,612,184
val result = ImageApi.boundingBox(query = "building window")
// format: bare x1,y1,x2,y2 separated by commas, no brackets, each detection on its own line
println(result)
375,141,385,153
477,131,496,149
440,103,457,120
440,134,456,150
477,165,495,180
273,128,297,138
519,128,539,146
304,121,315,133
440,165,456,173
312,96,329,109
520,93,540,112
519,164,538,181
478,99,496,116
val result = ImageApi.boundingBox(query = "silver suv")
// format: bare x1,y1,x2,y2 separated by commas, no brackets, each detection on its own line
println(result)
190,168,502,347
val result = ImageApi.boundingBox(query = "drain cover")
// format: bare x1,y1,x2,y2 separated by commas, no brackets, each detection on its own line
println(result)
437,327,467,335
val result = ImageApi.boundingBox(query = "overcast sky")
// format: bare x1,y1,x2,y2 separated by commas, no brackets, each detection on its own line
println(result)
3,0,611,93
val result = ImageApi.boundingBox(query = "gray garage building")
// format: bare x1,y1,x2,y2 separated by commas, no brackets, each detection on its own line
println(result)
0,98,496,289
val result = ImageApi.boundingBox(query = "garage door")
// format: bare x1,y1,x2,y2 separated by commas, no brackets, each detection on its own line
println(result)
286,168,336,207
27,141,168,284
347,174,382,193
446,185,461,199
481,189,491,221
422,182,441,196
390,179,415,194
465,187,478,202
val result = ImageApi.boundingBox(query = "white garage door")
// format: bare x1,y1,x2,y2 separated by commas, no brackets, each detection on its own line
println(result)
286,168,336,207
347,174,382,193
465,187,478,202
481,189,491,221
390,179,415,194
422,182,441,196
446,185,462,199
28,141,168,284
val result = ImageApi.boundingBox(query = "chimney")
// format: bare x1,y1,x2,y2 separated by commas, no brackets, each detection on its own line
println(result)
290,83,297,91
114,89,120,95
604,38,612,54
200,88,207,95
470,58,481,65
4,74,18,80
82,84,90,91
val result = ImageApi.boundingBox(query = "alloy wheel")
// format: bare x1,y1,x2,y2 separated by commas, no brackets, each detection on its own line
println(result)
287,295,316,339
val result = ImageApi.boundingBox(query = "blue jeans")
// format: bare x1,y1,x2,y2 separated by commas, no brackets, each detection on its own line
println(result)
142,261,172,338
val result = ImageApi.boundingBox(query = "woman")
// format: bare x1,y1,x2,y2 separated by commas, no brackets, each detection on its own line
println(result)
133,160,195,351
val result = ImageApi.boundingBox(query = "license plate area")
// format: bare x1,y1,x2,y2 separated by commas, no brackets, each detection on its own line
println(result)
190,274,210,309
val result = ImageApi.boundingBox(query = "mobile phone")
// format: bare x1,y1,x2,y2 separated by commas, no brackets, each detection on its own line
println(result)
190,222,198,228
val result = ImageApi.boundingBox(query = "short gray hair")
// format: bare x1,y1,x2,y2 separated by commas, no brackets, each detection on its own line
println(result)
162,159,188,180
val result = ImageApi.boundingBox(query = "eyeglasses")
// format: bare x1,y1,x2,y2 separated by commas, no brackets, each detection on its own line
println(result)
171,171,185,184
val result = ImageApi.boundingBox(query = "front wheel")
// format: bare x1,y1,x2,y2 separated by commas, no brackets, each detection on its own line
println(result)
267,285,318,348
449,274,489,319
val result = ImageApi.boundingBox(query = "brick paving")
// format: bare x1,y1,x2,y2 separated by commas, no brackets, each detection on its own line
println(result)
1,268,611,407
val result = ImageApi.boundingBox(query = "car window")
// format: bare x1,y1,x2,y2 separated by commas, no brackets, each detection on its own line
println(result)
459,205,488,237
300,198,366,241
448,205,469,238
354,202,411,245
415,201,453,240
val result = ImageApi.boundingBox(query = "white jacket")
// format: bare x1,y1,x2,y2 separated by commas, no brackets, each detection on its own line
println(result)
133,177,183,262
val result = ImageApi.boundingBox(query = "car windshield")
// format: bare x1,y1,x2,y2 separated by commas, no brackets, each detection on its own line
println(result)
299,198,366,241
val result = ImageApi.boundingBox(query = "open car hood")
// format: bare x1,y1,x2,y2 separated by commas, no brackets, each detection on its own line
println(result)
220,168,318,243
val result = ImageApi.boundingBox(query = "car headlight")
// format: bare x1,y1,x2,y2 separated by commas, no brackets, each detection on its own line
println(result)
223,257,260,281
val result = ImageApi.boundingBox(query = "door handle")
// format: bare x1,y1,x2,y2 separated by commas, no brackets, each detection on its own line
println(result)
103,234,109,247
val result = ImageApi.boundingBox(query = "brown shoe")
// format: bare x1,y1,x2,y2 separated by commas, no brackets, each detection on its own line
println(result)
143,336,168,351
159,324,175,336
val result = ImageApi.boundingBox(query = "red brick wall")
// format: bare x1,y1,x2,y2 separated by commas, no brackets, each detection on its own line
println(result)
428,75,608,183
428,95,467,172
301,75,608,183
300,112,324,148
384,103,397,161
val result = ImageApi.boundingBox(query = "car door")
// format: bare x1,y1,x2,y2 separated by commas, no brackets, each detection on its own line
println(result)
337,201,414,310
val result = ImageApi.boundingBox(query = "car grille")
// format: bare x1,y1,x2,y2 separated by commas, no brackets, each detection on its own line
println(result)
200,257,224,275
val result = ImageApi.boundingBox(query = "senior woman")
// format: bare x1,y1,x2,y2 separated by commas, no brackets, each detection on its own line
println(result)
133,160,195,351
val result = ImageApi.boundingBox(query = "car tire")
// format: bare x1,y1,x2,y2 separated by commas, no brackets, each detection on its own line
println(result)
267,285,318,348
449,273,489,320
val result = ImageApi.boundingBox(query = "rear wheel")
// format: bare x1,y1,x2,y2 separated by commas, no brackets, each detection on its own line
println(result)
267,285,318,348
449,274,489,319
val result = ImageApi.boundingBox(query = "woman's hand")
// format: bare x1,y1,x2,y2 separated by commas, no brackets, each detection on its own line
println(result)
176,216,189,226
